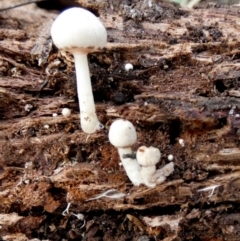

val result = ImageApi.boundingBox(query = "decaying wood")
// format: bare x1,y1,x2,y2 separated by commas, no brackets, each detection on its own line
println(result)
1,0,240,240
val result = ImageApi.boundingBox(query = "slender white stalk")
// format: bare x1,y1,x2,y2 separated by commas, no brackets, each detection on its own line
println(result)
118,147,142,186
197,184,221,197
73,52,102,134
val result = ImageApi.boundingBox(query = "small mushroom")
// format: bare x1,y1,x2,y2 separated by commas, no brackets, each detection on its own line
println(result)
108,119,142,186
62,108,71,117
51,7,107,134
124,63,133,71
168,154,174,161
179,139,185,147
136,146,161,188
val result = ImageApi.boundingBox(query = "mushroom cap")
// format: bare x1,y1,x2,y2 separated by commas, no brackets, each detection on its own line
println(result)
108,119,137,148
62,108,71,117
51,7,107,53
137,146,161,166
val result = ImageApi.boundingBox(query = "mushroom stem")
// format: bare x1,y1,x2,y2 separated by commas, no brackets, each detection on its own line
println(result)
141,166,157,188
118,147,142,186
73,52,102,134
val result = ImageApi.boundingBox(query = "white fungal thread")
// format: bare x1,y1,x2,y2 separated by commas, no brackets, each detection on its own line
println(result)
85,189,126,201
72,212,85,228
16,177,23,187
197,184,221,197
72,213,84,220
62,202,85,228
62,202,71,216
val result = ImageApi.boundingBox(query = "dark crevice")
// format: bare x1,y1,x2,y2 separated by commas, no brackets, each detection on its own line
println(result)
48,187,67,201
169,118,182,145
215,80,227,93
217,116,227,128
36,0,100,16
36,0,79,11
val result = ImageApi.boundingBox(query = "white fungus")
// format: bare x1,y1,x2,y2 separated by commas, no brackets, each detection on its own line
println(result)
24,161,33,169
51,7,107,134
124,63,133,71
229,109,234,116
86,189,126,201
179,139,185,147
136,146,161,188
148,0,153,7
24,104,33,112
197,184,221,197
43,124,50,129
108,119,142,186
168,154,174,161
153,162,174,184
62,202,71,216
52,113,58,117
62,108,71,117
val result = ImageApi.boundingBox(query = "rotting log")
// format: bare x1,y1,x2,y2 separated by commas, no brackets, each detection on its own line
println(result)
1,0,240,240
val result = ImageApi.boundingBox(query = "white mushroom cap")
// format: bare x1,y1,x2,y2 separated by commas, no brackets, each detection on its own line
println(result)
168,154,174,161
108,119,137,148
137,146,161,166
125,63,133,71
51,7,107,53
62,108,71,117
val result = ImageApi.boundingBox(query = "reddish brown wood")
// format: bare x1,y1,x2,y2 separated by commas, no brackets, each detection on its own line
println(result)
1,1,240,240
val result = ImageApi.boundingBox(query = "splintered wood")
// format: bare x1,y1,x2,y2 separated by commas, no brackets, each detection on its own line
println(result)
1,0,240,240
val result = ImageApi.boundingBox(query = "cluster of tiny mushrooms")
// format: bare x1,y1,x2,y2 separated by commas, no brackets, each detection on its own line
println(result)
51,7,174,188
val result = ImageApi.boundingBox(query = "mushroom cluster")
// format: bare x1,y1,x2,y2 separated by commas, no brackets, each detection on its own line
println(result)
108,119,142,186
51,8,173,188
51,7,107,134
109,119,174,187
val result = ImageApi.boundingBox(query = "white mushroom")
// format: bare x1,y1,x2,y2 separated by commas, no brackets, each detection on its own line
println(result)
136,146,161,188
108,119,142,186
62,108,71,117
168,154,174,161
51,7,107,134
124,63,133,71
